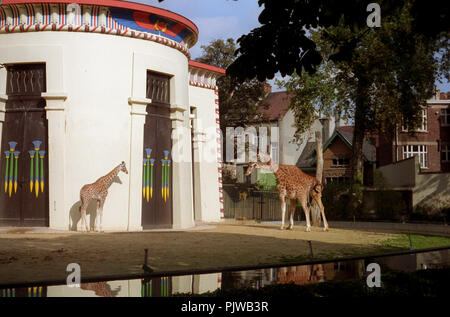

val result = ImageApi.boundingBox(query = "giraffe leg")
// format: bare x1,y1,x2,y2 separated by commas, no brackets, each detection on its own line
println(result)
312,194,329,231
94,200,100,232
80,202,90,232
98,193,107,233
280,195,286,230
288,199,296,230
300,196,311,232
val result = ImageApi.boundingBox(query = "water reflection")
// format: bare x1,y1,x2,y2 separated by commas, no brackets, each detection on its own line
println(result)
80,282,121,297
1,249,449,297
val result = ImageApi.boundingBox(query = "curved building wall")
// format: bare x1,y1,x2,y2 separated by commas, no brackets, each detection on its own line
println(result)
0,1,214,231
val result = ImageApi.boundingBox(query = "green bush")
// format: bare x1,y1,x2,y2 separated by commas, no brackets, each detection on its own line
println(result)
374,190,406,221
256,172,277,191
322,184,408,221
322,183,353,220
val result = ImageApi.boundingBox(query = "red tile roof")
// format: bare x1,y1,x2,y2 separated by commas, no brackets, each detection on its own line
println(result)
336,126,354,134
258,91,292,121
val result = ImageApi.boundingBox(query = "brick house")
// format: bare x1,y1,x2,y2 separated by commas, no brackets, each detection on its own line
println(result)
297,126,376,185
254,85,338,166
228,85,345,183
378,88,450,173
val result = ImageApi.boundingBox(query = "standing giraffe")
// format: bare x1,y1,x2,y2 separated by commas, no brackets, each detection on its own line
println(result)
79,161,128,232
246,155,328,232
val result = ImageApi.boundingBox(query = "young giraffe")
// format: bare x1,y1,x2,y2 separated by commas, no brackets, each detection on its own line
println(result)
79,161,128,232
246,154,329,232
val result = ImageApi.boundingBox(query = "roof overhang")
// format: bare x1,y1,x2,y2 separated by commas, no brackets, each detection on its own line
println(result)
1,0,199,48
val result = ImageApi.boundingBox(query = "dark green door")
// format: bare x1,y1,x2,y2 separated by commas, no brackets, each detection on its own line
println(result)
141,71,173,229
0,64,49,227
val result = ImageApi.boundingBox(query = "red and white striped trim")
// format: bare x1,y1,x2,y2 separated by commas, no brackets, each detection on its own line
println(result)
188,61,225,90
215,88,224,220
0,3,191,58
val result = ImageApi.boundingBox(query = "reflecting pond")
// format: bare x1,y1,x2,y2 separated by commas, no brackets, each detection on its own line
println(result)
1,248,449,297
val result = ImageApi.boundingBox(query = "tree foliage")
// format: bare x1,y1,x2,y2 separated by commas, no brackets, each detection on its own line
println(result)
195,38,268,130
278,2,447,198
226,0,449,82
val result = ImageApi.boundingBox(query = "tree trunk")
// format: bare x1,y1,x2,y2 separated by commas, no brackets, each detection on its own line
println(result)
350,93,366,217
311,131,323,226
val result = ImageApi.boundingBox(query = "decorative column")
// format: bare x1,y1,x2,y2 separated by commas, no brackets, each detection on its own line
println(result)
42,92,68,230
191,126,206,221
127,97,150,231
170,105,194,229
0,94,7,154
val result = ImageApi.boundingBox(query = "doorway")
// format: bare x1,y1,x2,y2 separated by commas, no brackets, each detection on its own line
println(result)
141,71,173,229
0,63,49,227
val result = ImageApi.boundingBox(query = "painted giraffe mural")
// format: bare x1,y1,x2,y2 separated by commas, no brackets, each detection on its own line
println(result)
246,154,329,232
79,162,128,232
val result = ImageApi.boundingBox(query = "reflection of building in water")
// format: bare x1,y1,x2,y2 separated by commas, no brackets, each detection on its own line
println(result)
221,262,368,288
0,286,46,297
190,273,222,295
81,282,121,297
323,261,365,282
2,250,449,297
372,254,417,273
222,269,277,290
276,261,366,285
417,251,450,269
277,265,325,285
141,277,171,297
0,273,222,297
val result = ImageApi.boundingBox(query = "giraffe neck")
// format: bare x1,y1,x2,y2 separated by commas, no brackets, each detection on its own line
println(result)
102,165,121,187
256,160,279,173
256,161,287,184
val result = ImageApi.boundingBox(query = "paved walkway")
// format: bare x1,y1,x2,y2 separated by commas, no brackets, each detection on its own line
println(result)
0,222,216,234
0,220,448,236
251,220,450,236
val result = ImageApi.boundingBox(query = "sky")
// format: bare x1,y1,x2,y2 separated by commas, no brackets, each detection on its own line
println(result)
133,0,449,93
134,0,263,58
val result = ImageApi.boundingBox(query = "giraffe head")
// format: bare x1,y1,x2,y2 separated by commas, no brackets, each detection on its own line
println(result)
120,161,128,174
245,153,278,176
245,161,258,176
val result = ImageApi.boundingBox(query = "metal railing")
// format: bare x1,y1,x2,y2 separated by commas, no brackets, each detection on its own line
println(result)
223,185,300,221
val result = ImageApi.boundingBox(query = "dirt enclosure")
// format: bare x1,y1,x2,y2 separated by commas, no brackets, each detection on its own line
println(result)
0,223,403,286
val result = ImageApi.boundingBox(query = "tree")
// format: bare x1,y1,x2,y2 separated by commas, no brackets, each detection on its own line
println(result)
226,0,449,81
277,2,447,207
195,38,269,131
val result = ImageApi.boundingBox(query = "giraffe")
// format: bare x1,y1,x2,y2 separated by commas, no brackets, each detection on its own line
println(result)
79,161,128,232
245,154,328,232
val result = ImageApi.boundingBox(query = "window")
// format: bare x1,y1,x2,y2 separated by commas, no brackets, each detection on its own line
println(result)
146,71,170,104
403,145,428,168
271,142,279,165
326,177,350,184
332,157,350,167
442,144,450,162
441,109,450,126
402,109,428,132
